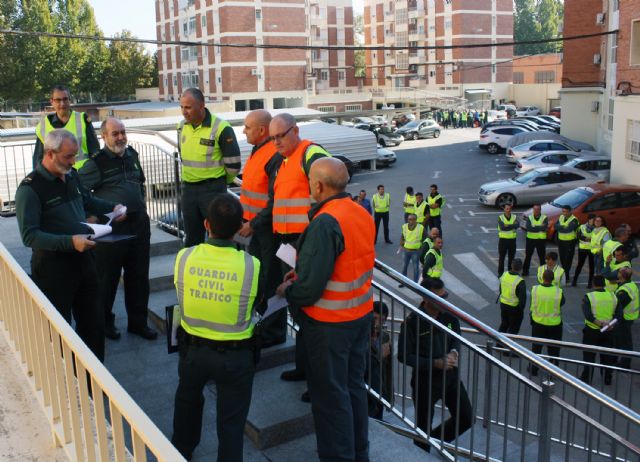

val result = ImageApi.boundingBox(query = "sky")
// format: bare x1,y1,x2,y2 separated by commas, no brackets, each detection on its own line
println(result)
88,0,365,54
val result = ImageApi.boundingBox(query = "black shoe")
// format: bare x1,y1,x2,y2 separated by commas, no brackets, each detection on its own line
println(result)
127,325,158,340
301,390,311,403
105,325,121,340
280,369,306,381
385,240,393,244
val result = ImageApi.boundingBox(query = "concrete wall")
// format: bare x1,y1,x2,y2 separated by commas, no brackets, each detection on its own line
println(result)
610,95,640,186
558,87,603,150
508,84,561,113
135,88,160,101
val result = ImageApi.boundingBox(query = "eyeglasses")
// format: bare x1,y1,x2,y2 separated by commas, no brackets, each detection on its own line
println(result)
52,97,70,103
271,125,294,141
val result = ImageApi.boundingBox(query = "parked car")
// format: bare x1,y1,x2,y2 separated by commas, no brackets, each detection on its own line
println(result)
351,116,383,127
478,166,604,208
506,139,596,164
563,156,611,180
375,144,397,166
517,116,560,132
483,119,540,132
516,106,541,116
479,125,532,154
549,107,561,118
396,119,441,140
486,109,507,122
538,114,561,125
525,184,640,239
515,151,581,174
354,123,403,147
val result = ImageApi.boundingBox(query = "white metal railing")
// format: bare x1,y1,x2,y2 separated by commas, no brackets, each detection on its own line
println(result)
0,243,185,461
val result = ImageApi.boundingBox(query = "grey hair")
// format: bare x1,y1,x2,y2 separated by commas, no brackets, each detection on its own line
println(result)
182,87,205,103
44,129,78,152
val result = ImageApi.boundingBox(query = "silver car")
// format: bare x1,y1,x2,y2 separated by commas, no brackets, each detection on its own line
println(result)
563,156,611,180
506,139,595,164
514,151,581,174
478,166,604,208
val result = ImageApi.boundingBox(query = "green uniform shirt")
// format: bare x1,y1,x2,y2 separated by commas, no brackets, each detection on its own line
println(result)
15,164,115,251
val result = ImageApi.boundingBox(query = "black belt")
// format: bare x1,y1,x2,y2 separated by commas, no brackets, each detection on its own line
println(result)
183,177,225,186
183,332,255,351
276,233,300,244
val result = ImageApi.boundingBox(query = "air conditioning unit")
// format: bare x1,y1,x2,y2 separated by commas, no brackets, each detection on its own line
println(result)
250,68,258,76
593,53,602,65
596,13,605,25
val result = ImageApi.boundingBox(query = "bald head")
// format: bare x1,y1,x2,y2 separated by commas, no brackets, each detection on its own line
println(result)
309,157,348,202
269,113,300,157
243,109,272,146
272,113,296,127
101,117,127,155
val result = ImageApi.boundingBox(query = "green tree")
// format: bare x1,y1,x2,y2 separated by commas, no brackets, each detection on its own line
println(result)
103,30,156,100
353,14,365,78
514,0,563,55
537,0,563,54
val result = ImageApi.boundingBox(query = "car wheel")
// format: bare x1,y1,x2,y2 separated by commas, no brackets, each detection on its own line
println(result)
487,143,499,154
379,138,386,147
433,130,440,138
412,132,419,141
496,193,516,208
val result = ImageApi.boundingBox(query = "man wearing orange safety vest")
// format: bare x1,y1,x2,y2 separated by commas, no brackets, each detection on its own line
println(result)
270,113,331,384
238,109,286,347
277,157,375,462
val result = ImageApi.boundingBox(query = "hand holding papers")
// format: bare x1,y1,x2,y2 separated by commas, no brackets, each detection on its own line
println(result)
600,318,618,333
105,205,127,225
276,243,297,268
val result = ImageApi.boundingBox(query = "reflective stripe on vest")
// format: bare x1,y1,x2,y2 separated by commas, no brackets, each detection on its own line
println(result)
303,197,375,322
605,261,632,292
585,290,617,330
402,223,423,250
578,224,592,250
498,214,517,239
403,193,416,213
273,141,329,234
178,115,232,182
500,272,523,307
530,285,562,326
536,264,565,287
36,111,89,165
415,201,428,223
616,282,639,321
590,227,609,254
174,244,259,340
372,193,390,213
602,239,622,263
425,249,443,278
557,215,578,241
427,193,443,217
526,214,547,240
240,142,278,220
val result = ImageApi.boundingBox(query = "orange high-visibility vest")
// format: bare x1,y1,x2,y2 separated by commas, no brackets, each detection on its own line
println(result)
240,142,279,221
273,140,328,234
303,197,376,323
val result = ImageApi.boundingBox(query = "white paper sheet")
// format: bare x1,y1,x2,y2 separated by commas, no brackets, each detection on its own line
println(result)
261,295,289,319
104,205,127,225
276,243,297,268
81,222,112,239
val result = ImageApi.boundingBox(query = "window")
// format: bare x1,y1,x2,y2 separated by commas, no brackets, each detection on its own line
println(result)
317,106,336,112
320,70,329,80
173,75,177,86
338,70,345,81
513,72,524,84
585,193,619,211
201,15,206,28
627,120,640,162
535,71,555,83
164,77,168,88
395,31,408,47
396,8,407,24
619,191,640,207
549,143,568,151
543,154,567,164
181,47,189,61
608,98,615,131
255,9,262,20
181,71,199,88
395,53,409,70
345,104,362,112
557,172,584,182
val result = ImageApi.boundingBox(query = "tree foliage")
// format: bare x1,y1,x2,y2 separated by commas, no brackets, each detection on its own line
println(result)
514,0,564,55
0,1,156,107
353,14,365,78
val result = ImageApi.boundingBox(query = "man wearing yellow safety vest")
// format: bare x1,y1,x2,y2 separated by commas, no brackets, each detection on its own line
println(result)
276,158,375,462
178,88,241,247
522,204,548,276
590,215,610,275
498,258,527,335
372,184,393,244
602,247,632,292
171,194,261,461
403,186,416,223
419,226,440,264
270,113,331,385
572,214,595,288
556,205,579,284
422,236,444,290
427,184,445,236
614,268,639,369
33,85,99,169
399,214,425,285
414,191,428,227
529,269,565,376
601,226,628,274
536,251,565,287
497,203,518,276
237,110,286,348
578,275,620,385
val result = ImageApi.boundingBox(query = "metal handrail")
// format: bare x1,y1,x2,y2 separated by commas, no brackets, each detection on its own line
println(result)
0,243,185,461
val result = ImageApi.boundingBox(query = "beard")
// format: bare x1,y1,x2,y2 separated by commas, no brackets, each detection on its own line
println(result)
108,141,127,155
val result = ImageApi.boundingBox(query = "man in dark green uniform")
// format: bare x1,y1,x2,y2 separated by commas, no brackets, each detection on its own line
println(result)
78,117,157,341
15,129,124,361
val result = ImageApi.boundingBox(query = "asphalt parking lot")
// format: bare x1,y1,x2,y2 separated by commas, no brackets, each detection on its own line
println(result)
345,127,639,345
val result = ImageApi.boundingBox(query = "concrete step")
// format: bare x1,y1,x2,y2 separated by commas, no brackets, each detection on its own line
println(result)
149,225,181,257
148,253,176,292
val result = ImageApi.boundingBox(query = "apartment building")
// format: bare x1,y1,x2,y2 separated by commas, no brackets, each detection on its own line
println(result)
363,0,514,105
155,0,364,112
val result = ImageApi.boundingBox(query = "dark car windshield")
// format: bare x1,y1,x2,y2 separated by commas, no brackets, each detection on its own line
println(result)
378,127,396,135
549,188,594,209
402,121,420,129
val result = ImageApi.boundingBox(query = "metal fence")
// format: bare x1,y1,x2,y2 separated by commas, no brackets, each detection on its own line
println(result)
366,262,640,461
0,242,185,461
